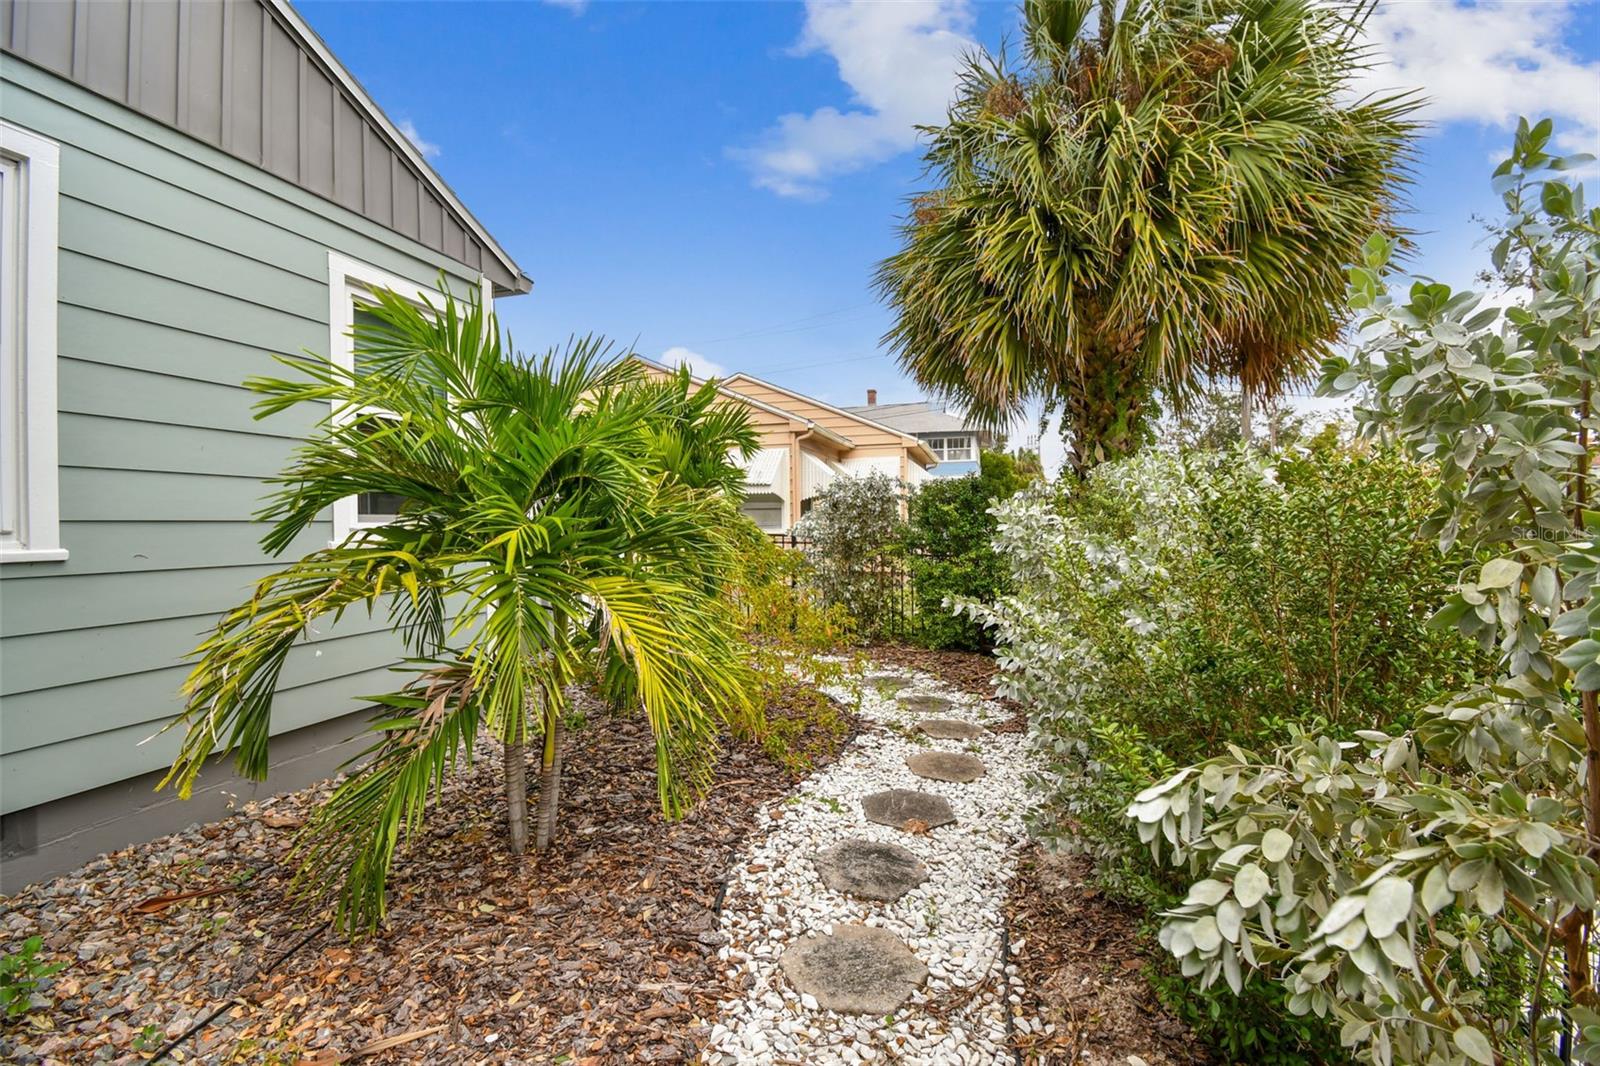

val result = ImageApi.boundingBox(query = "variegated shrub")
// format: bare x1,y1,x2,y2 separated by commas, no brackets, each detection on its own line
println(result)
1131,121,1600,1065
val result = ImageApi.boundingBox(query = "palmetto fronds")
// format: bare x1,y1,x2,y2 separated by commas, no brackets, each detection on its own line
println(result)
876,0,1419,472
160,286,759,932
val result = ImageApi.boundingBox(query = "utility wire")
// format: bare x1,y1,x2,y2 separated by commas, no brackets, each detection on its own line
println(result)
693,301,878,347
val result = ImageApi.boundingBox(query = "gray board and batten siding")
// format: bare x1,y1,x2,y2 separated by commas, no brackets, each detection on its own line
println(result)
0,1,529,886
0,0,529,296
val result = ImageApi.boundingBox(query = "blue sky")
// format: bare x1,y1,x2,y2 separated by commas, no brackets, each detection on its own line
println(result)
299,0,1600,461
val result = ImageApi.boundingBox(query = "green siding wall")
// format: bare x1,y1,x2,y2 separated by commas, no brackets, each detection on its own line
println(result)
0,57,492,812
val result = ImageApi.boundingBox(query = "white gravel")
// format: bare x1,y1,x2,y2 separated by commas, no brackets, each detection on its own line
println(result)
704,662,1042,1065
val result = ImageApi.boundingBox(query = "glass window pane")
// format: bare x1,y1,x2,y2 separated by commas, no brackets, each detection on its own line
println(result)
358,490,407,522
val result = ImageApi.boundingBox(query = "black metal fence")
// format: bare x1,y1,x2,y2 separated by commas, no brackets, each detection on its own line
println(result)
768,532,921,641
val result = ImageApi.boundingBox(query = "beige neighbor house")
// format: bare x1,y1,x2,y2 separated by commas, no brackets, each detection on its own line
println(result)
632,362,938,531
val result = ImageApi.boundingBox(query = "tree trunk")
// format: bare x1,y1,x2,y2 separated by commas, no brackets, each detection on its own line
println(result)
1098,0,1115,50
504,738,528,857
1239,390,1253,446
534,711,565,852
1567,387,1596,1013
1062,335,1148,478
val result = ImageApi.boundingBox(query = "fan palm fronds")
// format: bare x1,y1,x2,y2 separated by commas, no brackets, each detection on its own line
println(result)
876,0,1419,473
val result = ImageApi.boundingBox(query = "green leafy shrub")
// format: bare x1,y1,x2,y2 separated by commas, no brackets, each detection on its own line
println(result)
1,936,64,1020
1124,121,1600,1065
962,439,1488,1060
793,471,907,640
905,451,1033,651
724,518,857,773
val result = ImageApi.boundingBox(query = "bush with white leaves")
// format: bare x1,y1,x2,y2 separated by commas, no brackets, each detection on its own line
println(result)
1130,121,1600,1065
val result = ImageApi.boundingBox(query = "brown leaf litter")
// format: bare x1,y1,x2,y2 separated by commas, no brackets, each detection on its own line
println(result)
1004,848,1205,1065
1,684,856,1065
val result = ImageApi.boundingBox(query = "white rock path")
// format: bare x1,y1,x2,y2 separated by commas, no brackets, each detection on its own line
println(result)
704,662,1045,1065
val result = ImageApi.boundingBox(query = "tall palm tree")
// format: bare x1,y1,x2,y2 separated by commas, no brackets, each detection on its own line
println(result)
159,286,759,933
876,0,1418,474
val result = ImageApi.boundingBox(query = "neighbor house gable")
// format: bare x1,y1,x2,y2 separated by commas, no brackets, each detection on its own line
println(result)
722,373,936,467
629,358,854,450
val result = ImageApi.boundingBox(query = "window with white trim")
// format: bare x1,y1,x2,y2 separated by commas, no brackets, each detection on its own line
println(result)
925,435,974,462
0,121,64,563
327,254,491,541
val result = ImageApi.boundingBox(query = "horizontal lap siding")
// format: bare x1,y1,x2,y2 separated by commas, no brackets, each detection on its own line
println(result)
0,64,484,812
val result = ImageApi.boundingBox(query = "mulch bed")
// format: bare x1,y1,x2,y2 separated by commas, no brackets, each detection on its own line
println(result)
1,687,857,1065
1004,848,1205,1065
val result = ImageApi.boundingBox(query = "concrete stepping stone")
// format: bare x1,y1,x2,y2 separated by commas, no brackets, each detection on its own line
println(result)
814,839,928,902
897,694,953,715
865,673,912,695
917,719,984,741
861,788,956,831
780,924,928,1015
907,751,987,783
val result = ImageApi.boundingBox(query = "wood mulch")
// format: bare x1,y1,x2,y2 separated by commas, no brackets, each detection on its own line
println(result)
1,686,857,1065
1004,848,1206,1065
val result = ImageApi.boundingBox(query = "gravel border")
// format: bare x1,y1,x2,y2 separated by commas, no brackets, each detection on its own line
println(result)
705,662,1046,1065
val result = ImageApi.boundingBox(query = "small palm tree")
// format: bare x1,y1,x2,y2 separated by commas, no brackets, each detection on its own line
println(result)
876,0,1418,474
159,286,759,933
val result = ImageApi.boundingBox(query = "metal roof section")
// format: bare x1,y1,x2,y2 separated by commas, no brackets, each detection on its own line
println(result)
742,448,789,498
0,0,531,295
800,451,846,501
842,400,994,438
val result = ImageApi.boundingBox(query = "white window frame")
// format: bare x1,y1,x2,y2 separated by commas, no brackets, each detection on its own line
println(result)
326,252,490,542
927,435,974,462
0,121,65,563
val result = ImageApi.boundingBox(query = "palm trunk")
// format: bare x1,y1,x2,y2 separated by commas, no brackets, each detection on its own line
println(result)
1063,334,1148,477
534,711,565,852
1239,390,1253,446
504,737,528,856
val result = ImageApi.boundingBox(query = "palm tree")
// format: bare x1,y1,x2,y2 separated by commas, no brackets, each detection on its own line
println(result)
158,286,759,933
876,0,1418,474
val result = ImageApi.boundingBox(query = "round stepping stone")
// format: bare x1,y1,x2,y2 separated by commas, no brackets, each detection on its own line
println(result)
917,718,984,741
897,694,953,715
865,673,912,694
907,751,987,783
861,788,956,831
780,924,928,1015
814,838,928,902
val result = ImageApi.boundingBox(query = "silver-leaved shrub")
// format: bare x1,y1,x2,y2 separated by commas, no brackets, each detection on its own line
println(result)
1127,121,1600,1065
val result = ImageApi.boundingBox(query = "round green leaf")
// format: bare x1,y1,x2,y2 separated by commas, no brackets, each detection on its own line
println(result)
1233,863,1271,908
1454,1024,1495,1065
1363,877,1413,939
1261,828,1294,863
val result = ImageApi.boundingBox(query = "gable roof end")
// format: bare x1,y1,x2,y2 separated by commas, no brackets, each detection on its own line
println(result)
722,372,937,465
265,0,530,295
0,0,530,296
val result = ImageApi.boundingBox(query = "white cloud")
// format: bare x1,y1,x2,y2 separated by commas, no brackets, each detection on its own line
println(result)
543,0,588,12
734,0,977,198
395,118,441,160
1352,1,1600,153
661,346,728,380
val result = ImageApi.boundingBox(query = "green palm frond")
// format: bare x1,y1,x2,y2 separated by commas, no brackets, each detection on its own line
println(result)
877,0,1419,471
164,283,762,932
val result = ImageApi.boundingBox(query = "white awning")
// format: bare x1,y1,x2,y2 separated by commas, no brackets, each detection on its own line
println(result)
742,448,789,499
800,451,847,501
